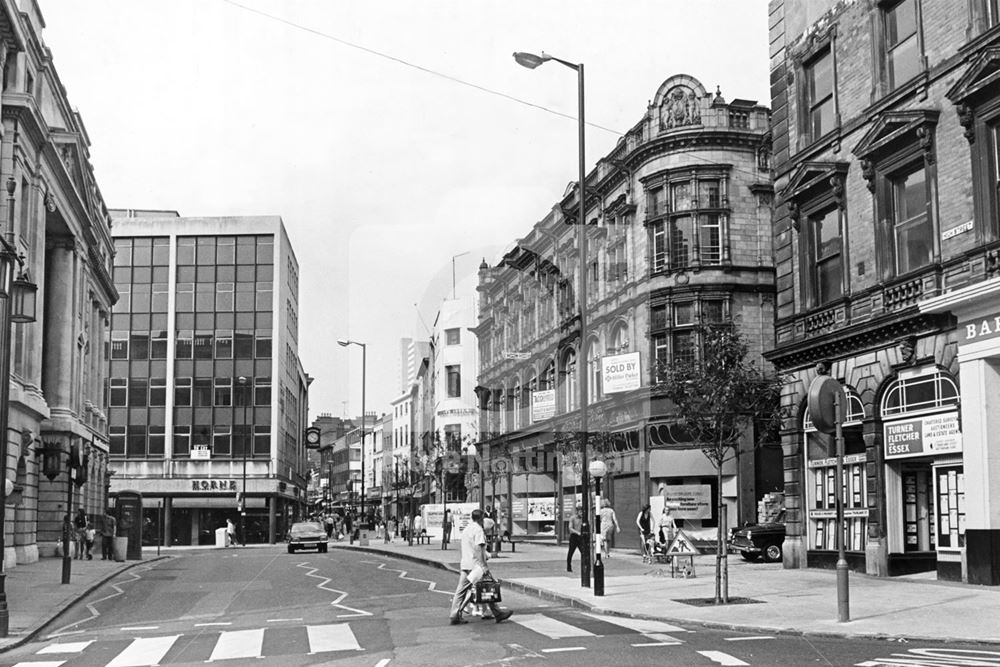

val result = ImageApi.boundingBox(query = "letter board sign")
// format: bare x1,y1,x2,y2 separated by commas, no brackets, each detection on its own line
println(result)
884,412,962,460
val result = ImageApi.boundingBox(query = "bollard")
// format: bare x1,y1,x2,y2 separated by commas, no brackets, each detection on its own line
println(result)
593,552,605,596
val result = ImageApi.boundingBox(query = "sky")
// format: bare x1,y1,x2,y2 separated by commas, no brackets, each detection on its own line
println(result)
40,0,771,421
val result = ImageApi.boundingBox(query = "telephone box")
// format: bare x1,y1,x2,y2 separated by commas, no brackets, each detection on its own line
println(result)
116,491,144,560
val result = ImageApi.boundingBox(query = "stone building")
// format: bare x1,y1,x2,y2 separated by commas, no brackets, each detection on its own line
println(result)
473,74,775,547
768,0,1000,583
0,0,117,563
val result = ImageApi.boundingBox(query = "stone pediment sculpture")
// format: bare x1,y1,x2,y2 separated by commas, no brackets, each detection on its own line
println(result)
660,85,701,129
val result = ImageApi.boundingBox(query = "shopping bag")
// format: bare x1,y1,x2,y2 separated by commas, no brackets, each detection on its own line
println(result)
474,576,502,604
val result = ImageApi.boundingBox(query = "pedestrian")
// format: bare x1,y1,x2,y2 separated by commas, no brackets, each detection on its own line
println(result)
324,515,334,538
389,517,398,542
441,509,453,550
448,508,512,625
657,505,678,547
598,498,620,558
345,512,354,544
636,504,652,551
414,512,424,542
566,505,582,572
101,510,117,560
85,522,96,560
226,518,238,547
73,508,88,559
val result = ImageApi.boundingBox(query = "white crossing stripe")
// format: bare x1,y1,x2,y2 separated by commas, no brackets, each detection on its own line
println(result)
512,613,596,639
582,613,690,634
541,647,586,653
37,641,94,653
698,650,749,666
725,635,775,641
307,623,361,653
641,633,684,644
13,662,65,667
208,628,264,662
107,635,181,667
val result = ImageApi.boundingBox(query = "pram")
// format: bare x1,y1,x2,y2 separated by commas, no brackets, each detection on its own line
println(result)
641,532,670,565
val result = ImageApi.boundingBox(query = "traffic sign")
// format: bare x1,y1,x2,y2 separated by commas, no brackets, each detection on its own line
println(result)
808,375,846,435
665,529,698,556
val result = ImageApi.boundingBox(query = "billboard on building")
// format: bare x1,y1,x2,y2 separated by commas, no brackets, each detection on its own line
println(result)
602,352,641,393
884,412,962,460
531,389,556,422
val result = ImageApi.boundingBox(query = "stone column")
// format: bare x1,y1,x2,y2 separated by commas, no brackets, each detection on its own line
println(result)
163,497,172,547
42,242,77,413
268,496,276,544
960,357,1000,585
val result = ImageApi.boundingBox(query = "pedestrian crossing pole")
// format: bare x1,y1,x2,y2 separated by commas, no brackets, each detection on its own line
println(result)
590,460,606,596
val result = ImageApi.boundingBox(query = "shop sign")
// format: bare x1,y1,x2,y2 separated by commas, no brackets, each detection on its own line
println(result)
808,453,867,468
531,389,556,422
366,486,382,499
527,497,556,522
602,352,641,394
810,508,869,519
884,412,962,460
190,479,238,492
960,314,1000,343
191,444,211,460
649,484,712,519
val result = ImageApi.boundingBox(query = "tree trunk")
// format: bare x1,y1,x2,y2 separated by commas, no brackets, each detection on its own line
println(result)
715,457,723,604
720,455,729,603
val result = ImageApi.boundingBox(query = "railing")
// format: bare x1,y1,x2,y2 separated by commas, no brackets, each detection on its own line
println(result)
883,275,925,311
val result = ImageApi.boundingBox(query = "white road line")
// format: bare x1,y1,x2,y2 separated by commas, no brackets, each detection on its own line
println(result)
512,614,596,639
643,633,685,644
374,660,392,667
37,641,93,653
266,618,303,623
13,662,65,667
107,635,181,667
632,641,683,647
541,647,586,653
194,622,232,627
725,635,775,641
120,626,159,631
297,563,373,617
307,623,362,653
698,650,749,666
208,628,264,662
372,562,452,596
583,613,691,634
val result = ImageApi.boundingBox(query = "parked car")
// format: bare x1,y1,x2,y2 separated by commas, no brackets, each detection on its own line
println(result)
287,521,328,553
728,511,785,563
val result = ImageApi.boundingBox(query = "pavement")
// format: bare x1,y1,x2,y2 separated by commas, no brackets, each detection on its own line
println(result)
0,537,998,654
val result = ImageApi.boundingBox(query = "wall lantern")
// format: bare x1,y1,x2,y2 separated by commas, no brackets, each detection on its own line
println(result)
10,270,37,324
39,441,64,481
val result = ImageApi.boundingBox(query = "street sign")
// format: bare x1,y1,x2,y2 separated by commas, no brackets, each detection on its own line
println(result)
504,352,530,360
664,529,698,556
807,375,846,435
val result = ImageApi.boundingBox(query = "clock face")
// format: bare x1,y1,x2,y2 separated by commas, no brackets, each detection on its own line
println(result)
306,429,320,445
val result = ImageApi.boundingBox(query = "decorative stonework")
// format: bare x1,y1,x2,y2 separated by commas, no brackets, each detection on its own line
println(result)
659,86,701,129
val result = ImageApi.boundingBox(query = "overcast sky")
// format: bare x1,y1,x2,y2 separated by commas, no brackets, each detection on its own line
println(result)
41,0,770,421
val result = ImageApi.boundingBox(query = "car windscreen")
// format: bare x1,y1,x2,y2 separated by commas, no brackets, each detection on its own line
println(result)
290,523,323,535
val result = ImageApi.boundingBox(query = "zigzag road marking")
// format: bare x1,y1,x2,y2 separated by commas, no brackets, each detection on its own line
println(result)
371,561,453,596
49,563,159,637
296,562,373,618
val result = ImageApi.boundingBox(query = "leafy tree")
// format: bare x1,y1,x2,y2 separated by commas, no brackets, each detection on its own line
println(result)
655,324,785,604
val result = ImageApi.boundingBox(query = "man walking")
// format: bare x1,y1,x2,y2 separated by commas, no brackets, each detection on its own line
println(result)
101,510,117,560
566,505,582,572
448,508,512,625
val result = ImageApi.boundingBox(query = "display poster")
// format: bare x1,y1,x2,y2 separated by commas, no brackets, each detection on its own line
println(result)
421,502,479,539
649,484,712,520
602,352,641,394
884,412,962,460
527,497,556,521
531,390,556,422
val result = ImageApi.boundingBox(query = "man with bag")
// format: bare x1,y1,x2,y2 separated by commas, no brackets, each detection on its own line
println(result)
448,508,512,625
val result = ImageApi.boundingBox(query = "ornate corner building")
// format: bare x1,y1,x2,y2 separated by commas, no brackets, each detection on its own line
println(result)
473,75,776,547
769,0,1000,584
0,0,118,565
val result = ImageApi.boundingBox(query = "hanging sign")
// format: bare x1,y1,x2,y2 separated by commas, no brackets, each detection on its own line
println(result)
884,412,962,460
602,352,641,393
531,389,556,422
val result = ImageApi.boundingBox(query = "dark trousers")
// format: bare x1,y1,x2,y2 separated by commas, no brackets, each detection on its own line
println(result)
566,533,582,570
102,535,114,560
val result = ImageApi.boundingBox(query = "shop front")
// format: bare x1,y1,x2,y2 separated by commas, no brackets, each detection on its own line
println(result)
879,369,963,580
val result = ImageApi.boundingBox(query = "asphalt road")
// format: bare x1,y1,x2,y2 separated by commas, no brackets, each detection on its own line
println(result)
2,547,999,666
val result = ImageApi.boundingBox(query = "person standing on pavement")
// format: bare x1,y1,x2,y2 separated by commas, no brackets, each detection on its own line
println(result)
414,512,424,541
566,505,582,572
226,518,239,547
636,504,652,550
448,508,512,625
598,499,620,558
73,508,88,559
101,510,117,560
441,509,452,550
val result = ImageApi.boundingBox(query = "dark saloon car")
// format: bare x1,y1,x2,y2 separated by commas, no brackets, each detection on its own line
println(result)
728,511,785,563
287,521,328,553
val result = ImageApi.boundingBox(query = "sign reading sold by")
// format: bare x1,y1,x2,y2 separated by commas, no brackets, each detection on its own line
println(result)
884,412,962,460
602,352,641,394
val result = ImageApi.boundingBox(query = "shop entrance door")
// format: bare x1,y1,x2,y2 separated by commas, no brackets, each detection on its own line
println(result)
902,467,935,552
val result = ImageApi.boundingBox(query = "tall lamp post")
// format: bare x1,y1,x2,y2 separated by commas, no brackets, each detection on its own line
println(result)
513,50,592,588
0,178,38,635
238,376,249,546
337,339,367,530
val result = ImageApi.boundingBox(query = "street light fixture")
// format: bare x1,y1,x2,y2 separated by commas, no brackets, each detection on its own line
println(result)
513,50,592,589
238,376,249,546
337,339,367,532
0,178,38,635
589,460,607,596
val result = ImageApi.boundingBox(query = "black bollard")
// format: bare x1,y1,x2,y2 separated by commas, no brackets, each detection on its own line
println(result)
593,552,605,596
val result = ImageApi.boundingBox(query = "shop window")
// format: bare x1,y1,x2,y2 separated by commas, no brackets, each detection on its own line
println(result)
936,466,966,549
803,389,868,551
881,371,958,416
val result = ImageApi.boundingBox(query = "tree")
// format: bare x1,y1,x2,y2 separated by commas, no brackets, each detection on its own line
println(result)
655,324,785,604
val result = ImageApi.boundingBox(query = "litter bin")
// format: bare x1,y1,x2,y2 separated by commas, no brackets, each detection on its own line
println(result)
359,530,370,546
113,536,128,562
215,527,227,548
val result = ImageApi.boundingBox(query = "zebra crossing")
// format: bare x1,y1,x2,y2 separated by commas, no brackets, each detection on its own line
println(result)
10,622,364,666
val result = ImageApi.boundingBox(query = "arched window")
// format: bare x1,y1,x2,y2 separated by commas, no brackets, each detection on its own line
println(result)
511,378,521,431
540,361,556,390
587,338,602,403
560,348,577,413
525,372,537,424
880,371,958,417
608,321,630,354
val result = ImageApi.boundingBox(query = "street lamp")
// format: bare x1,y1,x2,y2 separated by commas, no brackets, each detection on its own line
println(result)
238,376,249,546
589,460,607,596
0,178,38,635
513,50,592,588
337,339,367,532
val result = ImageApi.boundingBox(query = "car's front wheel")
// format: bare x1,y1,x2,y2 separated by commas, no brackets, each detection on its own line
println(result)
762,543,782,562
